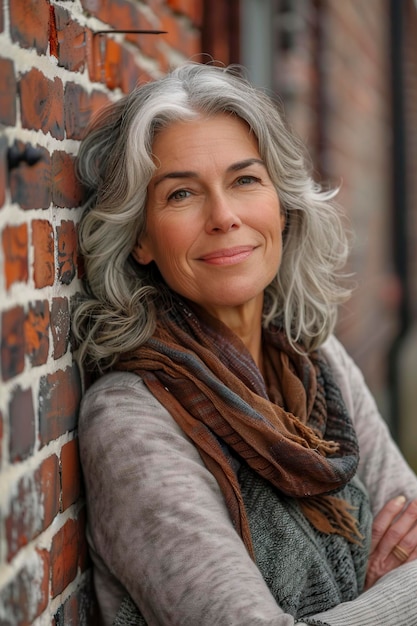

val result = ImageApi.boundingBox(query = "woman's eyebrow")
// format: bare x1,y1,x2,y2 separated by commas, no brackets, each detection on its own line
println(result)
152,171,197,188
152,158,266,189
227,158,265,172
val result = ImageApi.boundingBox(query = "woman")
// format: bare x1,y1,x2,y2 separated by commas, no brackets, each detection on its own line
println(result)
74,63,417,626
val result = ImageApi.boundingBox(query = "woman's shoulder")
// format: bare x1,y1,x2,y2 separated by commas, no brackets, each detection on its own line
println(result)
320,334,364,386
80,371,159,408
78,370,172,438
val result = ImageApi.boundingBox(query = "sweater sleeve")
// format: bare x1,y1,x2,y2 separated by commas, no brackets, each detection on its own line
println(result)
79,372,306,626
321,335,417,511
79,366,417,626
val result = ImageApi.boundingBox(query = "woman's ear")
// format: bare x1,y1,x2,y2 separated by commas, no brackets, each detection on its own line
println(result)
132,240,154,265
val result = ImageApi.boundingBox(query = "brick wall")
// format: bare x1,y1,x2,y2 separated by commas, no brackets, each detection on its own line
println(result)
0,1,202,624
274,1,398,418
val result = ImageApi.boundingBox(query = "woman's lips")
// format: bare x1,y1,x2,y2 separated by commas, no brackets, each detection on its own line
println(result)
198,246,256,265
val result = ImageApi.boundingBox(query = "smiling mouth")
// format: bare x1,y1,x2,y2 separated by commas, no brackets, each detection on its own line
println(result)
198,246,256,265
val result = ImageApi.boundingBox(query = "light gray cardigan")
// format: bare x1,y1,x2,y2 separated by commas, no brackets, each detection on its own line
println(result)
78,336,417,625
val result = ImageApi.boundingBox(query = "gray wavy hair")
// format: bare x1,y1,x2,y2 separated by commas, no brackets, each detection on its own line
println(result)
73,62,351,372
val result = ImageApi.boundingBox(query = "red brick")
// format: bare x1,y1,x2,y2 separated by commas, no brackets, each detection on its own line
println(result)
64,83,110,140
1,306,25,381
89,35,144,93
24,300,50,366
125,9,159,58
51,517,81,596
86,28,104,84
0,550,49,624
81,0,137,28
57,220,77,285
40,454,61,527
104,38,123,90
0,135,7,207
54,6,87,72
51,297,70,359
5,456,60,559
52,151,84,208
167,0,203,26
9,386,35,462
80,0,110,22
10,0,50,53
2,223,28,288
20,68,64,139
120,47,146,94
32,220,55,288
9,142,52,210
53,577,98,626
160,9,201,57
61,438,81,510
0,58,17,125
38,364,81,445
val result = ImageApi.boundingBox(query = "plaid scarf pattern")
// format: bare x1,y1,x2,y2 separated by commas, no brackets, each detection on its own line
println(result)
116,296,362,557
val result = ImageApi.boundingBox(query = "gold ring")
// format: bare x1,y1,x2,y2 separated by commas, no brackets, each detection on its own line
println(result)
392,544,410,562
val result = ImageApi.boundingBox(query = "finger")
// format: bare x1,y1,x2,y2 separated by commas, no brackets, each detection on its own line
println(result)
388,500,417,564
370,495,407,553
375,498,417,562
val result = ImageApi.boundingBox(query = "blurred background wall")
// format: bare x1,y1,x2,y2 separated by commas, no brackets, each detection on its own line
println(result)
203,0,417,470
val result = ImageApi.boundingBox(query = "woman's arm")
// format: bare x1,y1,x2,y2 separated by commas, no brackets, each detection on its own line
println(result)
79,372,302,626
321,335,417,509
322,337,417,585
79,369,417,626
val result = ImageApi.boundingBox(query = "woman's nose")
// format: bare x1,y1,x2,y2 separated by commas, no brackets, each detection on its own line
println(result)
204,193,242,233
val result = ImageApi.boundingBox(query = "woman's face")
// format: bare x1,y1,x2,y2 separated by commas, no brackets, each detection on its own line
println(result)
133,113,285,321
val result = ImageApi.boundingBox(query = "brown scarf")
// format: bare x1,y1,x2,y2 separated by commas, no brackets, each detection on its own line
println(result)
116,295,362,558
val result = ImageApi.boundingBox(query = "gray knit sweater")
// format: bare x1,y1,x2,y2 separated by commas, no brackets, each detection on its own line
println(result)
79,336,417,625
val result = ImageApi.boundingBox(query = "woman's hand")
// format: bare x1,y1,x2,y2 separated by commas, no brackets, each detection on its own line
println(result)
365,495,417,589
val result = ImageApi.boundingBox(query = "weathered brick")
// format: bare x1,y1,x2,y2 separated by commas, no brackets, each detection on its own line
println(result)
53,575,98,626
10,0,50,53
104,38,123,90
61,438,81,510
9,142,52,210
0,58,17,125
125,8,159,58
9,386,35,462
53,6,87,72
64,83,110,141
19,68,64,139
160,8,200,57
38,364,81,445
40,454,61,527
167,0,203,26
57,220,77,285
51,297,70,359
86,28,103,84
120,47,146,94
0,550,49,625
52,151,84,208
32,220,55,288
2,223,28,288
81,0,137,28
24,300,50,366
1,306,25,381
0,134,7,208
5,456,60,559
50,517,82,597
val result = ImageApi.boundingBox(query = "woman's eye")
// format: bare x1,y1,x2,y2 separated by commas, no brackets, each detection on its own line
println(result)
168,189,191,201
236,175,259,186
